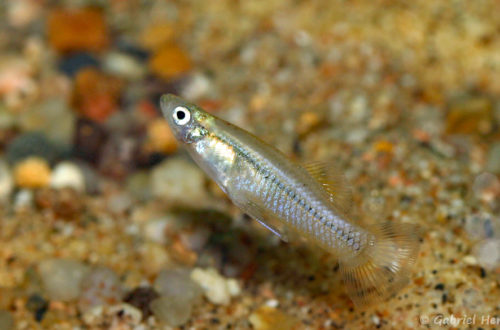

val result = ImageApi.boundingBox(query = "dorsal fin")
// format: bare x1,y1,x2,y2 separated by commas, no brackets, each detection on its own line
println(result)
302,161,353,216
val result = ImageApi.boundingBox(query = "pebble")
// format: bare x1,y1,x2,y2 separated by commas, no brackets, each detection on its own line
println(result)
0,159,13,203
73,117,109,165
38,258,90,301
6,132,61,165
72,68,123,123
154,268,203,303
248,306,297,330
82,303,142,327
78,266,123,313
0,310,14,330
26,294,49,322
19,98,76,145
146,118,178,154
107,192,133,214
123,287,159,320
190,267,240,305
13,157,51,188
149,44,192,80
50,162,86,192
486,142,500,174
143,217,172,244
126,171,152,201
464,213,500,240
58,53,100,77
445,95,494,135
139,23,174,50
151,157,207,205
103,52,147,80
181,73,214,100
473,239,500,270
150,295,192,327
48,8,109,53
14,189,34,209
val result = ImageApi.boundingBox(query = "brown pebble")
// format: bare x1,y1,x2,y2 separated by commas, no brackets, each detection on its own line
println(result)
146,118,178,154
123,287,159,320
149,44,192,80
47,8,109,53
35,187,84,219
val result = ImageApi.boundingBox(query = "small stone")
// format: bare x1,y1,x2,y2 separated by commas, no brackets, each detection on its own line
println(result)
26,294,49,322
13,157,51,188
0,159,13,203
7,0,41,27
103,52,146,80
14,189,34,209
123,287,159,319
464,213,500,240
107,192,133,214
0,310,14,330
154,268,203,303
296,111,322,136
181,73,213,100
6,132,61,165
146,118,178,154
126,171,152,201
50,162,86,192
190,267,240,305
78,267,123,313
150,296,192,327
248,306,297,330
58,53,100,77
35,187,84,219
82,303,143,327
140,23,174,50
72,68,123,123
446,95,493,135
486,142,500,174
143,217,172,244
98,135,137,179
473,239,500,270
38,258,90,301
19,98,76,144
48,8,109,53
151,157,207,205
149,44,192,80
73,117,109,165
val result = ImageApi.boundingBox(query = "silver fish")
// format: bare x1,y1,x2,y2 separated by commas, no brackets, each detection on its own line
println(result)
160,94,419,306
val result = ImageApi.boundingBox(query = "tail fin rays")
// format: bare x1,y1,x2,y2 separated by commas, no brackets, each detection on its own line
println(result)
340,222,420,307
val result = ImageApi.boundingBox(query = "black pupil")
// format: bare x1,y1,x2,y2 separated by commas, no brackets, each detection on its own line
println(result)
176,110,186,120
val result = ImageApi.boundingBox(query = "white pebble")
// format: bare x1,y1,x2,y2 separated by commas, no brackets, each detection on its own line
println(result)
38,258,90,301
151,157,207,205
0,160,13,203
473,239,500,270
154,268,202,303
190,267,240,305
150,296,192,327
50,162,85,192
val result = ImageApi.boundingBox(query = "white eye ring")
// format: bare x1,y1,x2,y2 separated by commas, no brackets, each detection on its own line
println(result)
173,106,191,125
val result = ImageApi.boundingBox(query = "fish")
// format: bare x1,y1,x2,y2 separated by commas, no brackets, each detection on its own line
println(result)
160,94,419,307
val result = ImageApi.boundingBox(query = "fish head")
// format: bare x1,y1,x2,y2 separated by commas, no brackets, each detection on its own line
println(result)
160,94,211,144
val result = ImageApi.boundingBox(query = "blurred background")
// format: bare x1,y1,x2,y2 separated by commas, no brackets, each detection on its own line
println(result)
0,0,499,329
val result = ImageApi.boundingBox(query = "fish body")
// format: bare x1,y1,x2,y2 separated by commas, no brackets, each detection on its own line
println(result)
160,94,419,306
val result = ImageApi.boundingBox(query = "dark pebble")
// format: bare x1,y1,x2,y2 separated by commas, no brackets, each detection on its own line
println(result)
73,117,109,164
58,53,100,76
123,287,159,320
116,40,150,61
434,283,445,290
26,294,48,322
6,132,63,165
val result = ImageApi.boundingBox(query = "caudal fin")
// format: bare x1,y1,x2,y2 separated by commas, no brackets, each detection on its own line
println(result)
340,222,420,307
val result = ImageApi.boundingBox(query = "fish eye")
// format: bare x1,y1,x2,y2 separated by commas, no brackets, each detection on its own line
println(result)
173,106,191,125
